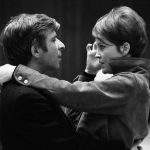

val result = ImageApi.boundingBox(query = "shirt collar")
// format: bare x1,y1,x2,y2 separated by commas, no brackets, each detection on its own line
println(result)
109,57,150,74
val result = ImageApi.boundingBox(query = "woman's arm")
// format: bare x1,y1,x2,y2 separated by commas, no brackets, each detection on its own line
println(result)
13,64,136,114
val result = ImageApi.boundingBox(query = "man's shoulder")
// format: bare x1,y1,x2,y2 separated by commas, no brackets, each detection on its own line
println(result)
1,79,59,112
2,79,39,94
1,79,52,100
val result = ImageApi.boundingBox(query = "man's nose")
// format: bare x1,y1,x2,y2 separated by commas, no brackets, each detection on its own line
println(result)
57,40,65,51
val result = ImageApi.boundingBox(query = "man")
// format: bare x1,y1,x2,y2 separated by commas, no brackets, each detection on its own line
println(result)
0,13,81,150
0,6,149,150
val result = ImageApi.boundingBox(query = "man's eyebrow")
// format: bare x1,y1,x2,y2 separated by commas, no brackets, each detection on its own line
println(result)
52,34,57,39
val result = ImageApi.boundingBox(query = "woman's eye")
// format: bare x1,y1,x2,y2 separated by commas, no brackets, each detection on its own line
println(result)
98,44,105,50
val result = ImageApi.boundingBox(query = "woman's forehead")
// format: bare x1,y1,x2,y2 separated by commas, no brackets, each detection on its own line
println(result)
95,37,114,46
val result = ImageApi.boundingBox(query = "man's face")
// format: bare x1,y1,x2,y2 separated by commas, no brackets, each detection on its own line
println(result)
95,37,122,74
38,29,65,73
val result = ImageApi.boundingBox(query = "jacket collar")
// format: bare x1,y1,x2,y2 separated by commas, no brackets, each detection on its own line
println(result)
109,57,150,75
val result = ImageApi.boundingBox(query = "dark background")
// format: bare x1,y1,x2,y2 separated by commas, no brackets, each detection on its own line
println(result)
0,0,150,81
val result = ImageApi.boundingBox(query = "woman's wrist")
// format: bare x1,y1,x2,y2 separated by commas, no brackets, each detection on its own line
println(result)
85,68,97,75
82,71,96,81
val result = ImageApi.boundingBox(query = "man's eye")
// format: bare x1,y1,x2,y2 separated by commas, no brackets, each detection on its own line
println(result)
52,38,56,42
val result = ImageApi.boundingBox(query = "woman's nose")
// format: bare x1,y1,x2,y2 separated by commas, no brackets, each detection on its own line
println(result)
95,52,101,58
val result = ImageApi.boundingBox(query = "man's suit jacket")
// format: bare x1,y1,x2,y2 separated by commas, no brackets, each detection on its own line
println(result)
0,79,79,150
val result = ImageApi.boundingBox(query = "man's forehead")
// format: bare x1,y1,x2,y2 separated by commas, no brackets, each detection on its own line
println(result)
43,29,57,38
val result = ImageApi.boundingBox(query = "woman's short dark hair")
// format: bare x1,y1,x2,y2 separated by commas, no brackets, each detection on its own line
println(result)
0,13,60,65
92,6,148,57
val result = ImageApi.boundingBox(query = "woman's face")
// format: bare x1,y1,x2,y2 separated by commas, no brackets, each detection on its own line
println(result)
94,37,123,74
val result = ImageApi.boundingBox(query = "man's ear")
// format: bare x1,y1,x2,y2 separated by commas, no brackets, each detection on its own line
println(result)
31,44,40,58
120,42,130,56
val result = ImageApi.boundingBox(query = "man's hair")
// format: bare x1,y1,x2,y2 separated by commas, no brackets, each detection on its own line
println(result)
92,6,148,57
0,13,60,65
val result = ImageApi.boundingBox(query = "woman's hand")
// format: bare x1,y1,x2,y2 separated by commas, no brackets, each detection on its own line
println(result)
85,43,101,75
0,64,16,85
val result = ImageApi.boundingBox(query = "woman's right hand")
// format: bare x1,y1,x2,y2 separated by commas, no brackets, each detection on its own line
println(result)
0,64,16,85
85,43,101,75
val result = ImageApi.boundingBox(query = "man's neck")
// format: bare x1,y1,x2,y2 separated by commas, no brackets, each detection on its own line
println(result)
27,61,44,74
27,61,55,76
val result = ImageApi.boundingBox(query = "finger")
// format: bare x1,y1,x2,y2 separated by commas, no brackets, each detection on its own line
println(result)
86,43,92,52
93,42,98,50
